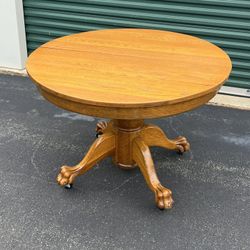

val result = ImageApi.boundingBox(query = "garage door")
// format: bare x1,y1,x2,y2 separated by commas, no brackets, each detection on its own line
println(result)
23,0,250,90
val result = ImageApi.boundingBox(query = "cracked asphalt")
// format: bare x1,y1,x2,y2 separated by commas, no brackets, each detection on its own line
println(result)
0,74,249,250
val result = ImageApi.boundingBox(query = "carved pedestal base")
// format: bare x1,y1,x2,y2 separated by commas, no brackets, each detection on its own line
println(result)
57,119,190,209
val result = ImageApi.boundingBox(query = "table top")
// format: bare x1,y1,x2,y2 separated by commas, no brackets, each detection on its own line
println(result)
26,29,232,119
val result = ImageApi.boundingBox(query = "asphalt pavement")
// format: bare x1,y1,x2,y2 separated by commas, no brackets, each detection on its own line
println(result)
0,74,249,250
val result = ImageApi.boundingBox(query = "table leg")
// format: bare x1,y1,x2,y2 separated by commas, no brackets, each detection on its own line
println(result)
132,137,174,209
56,119,189,209
57,131,115,188
140,124,190,153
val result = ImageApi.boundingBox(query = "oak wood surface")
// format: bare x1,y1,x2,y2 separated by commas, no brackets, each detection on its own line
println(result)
26,29,231,119
132,136,173,209
57,127,115,186
57,119,183,209
27,29,232,209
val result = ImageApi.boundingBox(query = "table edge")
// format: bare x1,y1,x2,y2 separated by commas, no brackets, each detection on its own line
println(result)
28,70,229,109
37,85,218,119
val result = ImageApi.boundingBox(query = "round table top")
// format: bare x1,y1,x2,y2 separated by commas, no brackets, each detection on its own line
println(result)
26,29,232,119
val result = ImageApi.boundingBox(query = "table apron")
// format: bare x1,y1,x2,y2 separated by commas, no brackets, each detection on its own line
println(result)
39,87,217,120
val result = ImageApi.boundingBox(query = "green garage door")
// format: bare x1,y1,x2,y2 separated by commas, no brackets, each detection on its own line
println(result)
23,0,250,89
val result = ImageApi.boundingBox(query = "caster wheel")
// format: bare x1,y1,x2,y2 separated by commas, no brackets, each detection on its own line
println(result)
177,150,183,155
96,132,103,138
64,184,73,189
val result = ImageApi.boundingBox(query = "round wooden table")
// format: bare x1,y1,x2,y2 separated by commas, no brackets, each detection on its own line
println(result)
26,29,232,209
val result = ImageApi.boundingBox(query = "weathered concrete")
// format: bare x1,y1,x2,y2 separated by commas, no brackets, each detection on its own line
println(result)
0,74,249,250
210,94,250,110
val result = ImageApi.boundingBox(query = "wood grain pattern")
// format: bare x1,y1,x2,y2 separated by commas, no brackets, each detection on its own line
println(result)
113,119,144,169
140,124,190,153
57,129,115,187
56,119,189,209
39,86,217,119
26,29,232,119
132,137,173,209
27,29,232,209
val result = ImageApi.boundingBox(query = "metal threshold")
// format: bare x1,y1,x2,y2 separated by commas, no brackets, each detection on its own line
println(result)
219,86,250,98
219,86,250,97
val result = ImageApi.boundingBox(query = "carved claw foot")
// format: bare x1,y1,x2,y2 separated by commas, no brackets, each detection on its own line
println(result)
154,184,173,209
57,165,77,187
173,136,190,153
96,121,108,137
133,137,174,210
140,124,190,154
57,132,115,188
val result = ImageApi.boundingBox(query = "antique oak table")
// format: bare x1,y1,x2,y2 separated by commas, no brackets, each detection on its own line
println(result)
26,29,231,209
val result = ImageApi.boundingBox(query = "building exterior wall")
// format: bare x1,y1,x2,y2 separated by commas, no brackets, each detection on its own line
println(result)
0,0,249,95
22,0,250,90
0,0,27,69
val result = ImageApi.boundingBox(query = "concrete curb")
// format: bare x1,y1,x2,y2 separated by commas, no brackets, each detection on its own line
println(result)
0,67,27,76
209,94,250,110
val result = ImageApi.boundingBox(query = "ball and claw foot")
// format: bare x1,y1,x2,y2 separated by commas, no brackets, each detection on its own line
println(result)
174,136,190,154
154,184,174,210
57,130,115,191
56,165,76,188
96,121,108,138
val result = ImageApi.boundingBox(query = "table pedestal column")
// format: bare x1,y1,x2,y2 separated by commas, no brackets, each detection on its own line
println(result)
57,119,190,209
113,119,144,169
